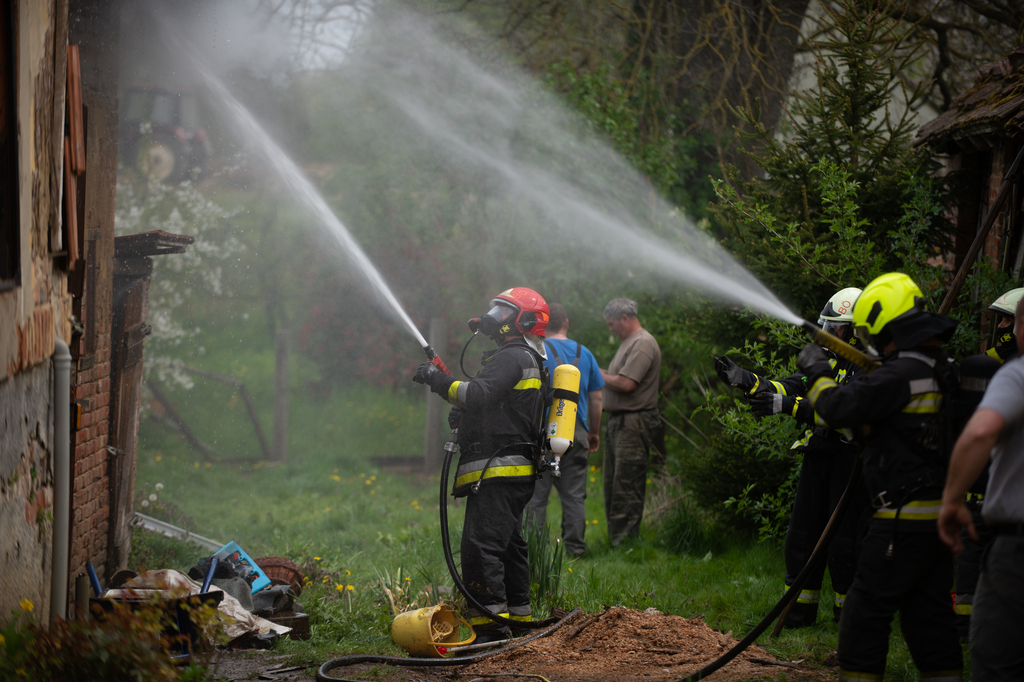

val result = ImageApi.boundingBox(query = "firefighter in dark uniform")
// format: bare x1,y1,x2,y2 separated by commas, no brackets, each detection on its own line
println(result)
413,287,549,642
952,287,1022,638
715,287,869,627
798,272,962,682
984,287,1024,363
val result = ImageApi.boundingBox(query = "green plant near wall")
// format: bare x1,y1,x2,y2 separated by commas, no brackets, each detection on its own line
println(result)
0,596,224,681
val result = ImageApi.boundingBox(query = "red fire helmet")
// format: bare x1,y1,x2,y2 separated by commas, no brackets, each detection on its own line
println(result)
492,287,550,337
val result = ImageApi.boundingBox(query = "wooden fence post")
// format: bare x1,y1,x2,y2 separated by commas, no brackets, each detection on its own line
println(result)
273,330,290,463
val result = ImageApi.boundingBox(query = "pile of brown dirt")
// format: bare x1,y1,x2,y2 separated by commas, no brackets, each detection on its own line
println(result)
315,606,831,681
459,606,824,681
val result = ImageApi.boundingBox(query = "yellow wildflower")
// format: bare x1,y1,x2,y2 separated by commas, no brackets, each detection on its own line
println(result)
155,455,162,462
346,585,355,591
335,584,345,592
345,569,351,576
331,475,341,482
19,599,33,612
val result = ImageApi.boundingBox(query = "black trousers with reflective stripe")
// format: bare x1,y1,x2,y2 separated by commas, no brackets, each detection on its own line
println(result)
461,480,535,618
838,523,961,676
955,509,994,637
784,444,868,624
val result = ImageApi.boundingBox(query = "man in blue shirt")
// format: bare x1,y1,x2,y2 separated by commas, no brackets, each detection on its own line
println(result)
527,302,605,557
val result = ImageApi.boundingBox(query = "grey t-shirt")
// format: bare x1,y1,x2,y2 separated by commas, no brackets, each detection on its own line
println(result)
977,355,1024,524
603,328,661,412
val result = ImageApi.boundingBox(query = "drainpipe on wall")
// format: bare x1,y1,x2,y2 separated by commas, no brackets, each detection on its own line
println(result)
51,338,71,624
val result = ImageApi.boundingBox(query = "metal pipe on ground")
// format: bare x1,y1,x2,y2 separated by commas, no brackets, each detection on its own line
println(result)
51,338,72,624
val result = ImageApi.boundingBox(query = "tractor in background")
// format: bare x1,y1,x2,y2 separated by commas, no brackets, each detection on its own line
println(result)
119,85,212,184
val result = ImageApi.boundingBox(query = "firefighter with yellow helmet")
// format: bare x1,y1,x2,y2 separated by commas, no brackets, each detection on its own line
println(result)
797,273,963,681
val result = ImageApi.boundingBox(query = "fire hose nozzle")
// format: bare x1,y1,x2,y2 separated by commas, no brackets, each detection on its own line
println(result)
424,345,453,376
801,320,880,374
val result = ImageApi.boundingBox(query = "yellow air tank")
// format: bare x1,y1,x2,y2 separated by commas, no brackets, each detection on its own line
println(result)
545,364,581,477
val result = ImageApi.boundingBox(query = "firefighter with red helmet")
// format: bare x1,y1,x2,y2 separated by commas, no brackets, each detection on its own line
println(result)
413,287,549,642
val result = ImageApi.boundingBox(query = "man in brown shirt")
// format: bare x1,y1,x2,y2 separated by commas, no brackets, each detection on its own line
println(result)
600,298,662,546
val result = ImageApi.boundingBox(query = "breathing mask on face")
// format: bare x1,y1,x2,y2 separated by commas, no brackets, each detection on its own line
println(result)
468,301,519,339
820,319,851,340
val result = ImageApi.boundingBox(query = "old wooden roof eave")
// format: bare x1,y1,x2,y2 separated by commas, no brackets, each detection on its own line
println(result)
915,44,1024,154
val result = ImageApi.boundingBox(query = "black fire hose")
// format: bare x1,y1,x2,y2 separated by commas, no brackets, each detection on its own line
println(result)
315,607,582,681
676,452,863,682
438,427,561,630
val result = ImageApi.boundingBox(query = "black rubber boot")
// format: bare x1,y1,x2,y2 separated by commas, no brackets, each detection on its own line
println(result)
784,602,818,629
473,624,512,645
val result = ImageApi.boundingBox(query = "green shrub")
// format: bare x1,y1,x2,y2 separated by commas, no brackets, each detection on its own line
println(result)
0,597,218,682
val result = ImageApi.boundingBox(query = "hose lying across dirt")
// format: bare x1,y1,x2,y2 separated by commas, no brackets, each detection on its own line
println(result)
316,608,583,681
676,453,863,682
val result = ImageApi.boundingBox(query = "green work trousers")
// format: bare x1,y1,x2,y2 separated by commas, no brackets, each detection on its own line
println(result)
603,409,660,546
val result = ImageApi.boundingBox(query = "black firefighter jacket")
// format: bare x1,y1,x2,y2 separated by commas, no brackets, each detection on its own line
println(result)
806,346,950,530
446,337,543,497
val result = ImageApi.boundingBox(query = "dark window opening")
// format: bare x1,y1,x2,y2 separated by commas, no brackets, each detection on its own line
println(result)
0,3,19,289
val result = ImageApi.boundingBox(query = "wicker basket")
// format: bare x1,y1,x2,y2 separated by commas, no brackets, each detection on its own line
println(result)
254,557,305,595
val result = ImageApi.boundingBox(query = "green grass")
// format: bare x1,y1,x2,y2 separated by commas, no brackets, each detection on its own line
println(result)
131,341,969,681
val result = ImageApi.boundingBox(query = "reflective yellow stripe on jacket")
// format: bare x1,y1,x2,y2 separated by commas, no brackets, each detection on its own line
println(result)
873,499,941,521
514,367,542,391
902,378,941,414
454,454,535,489
807,377,837,406
448,367,541,407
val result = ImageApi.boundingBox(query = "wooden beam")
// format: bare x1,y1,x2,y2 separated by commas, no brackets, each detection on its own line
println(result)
939,144,1024,315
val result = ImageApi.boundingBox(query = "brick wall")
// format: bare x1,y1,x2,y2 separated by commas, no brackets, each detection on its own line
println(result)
66,0,121,593
69,328,112,582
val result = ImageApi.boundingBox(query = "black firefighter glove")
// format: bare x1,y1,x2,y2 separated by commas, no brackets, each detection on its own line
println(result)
713,356,758,393
796,343,832,384
447,407,463,430
412,362,456,399
749,392,797,419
